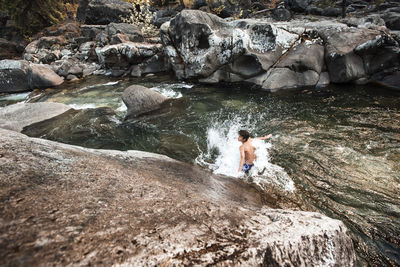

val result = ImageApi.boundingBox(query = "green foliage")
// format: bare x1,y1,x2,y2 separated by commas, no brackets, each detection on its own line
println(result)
0,0,67,36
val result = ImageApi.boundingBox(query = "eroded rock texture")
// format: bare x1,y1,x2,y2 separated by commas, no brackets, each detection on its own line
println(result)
0,128,357,266
161,10,400,91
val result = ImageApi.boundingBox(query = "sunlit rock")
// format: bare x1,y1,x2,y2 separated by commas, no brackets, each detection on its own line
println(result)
122,84,168,118
0,128,357,266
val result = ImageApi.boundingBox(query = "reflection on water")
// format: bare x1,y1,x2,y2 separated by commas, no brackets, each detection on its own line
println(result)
4,76,400,266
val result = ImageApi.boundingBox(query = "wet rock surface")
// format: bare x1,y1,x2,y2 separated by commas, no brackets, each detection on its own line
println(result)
0,128,357,266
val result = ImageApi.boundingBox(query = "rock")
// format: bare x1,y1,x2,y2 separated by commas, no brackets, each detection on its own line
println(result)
371,70,400,91
57,58,85,77
122,85,168,117
321,7,341,17
0,38,21,60
381,12,400,30
341,14,386,29
66,74,79,81
199,67,244,83
130,65,142,77
80,24,106,40
79,41,96,54
105,23,144,43
306,6,323,15
84,0,134,25
323,27,384,83
37,36,67,50
272,7,292,21
162,10,400,91
0,60,63,93
76,0,90,23
30,64,64,88
41,22,81,39
316,72,330,88
326,51,365,83
0,60,30,93
110,33,130,44
0,127,357,266
286,0,311,13
0,103,71,132
358,46,400,75
261,68,320,91
154,9,178,27
276,42,325,73
96,43,163,69
162,10,300,79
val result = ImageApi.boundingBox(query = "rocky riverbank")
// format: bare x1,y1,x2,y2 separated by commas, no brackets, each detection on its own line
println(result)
0,0,399,93
0,127,357,266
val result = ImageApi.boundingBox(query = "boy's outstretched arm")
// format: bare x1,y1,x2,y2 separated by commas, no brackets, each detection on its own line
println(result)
255,134,272,140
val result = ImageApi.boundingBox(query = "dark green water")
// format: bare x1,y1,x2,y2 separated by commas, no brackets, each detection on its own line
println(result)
2,75,399,266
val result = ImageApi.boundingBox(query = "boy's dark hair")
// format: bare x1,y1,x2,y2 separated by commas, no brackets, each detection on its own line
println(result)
238,130,250,141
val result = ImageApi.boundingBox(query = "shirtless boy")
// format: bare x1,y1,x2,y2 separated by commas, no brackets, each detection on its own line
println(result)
237,130,272,174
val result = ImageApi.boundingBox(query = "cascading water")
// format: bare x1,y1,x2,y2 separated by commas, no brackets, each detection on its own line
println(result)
196,117,295,192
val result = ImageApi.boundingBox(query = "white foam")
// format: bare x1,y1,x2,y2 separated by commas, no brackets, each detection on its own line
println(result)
150,83,187,98
116,102,127,112
68,103,97,110
196,117,295,192
78,80,120,92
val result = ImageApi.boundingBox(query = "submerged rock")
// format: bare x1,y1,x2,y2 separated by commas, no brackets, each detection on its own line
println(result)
0,128,357,266
0,102,71,132
122,84,168,118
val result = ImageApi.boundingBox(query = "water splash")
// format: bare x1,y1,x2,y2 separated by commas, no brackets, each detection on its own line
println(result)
196,116,295,192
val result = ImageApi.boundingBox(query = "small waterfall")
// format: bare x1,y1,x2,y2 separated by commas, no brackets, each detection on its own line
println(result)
196,115,295,192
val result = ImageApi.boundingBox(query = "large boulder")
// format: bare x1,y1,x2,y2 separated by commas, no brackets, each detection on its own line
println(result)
84,0,134,25
0,102,72,132
162,10,302,80
0,60,63,93
0,127,357,266
323,27,398,83
122,85,168,117
0,60,30,93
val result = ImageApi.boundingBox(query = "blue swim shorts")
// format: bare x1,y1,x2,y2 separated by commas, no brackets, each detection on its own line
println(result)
242,163,254,173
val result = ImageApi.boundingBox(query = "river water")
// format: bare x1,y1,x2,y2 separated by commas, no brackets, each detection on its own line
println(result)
1,75,399,266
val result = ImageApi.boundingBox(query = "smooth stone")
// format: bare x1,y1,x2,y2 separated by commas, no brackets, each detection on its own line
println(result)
122,85,168,118
0,102,72,132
